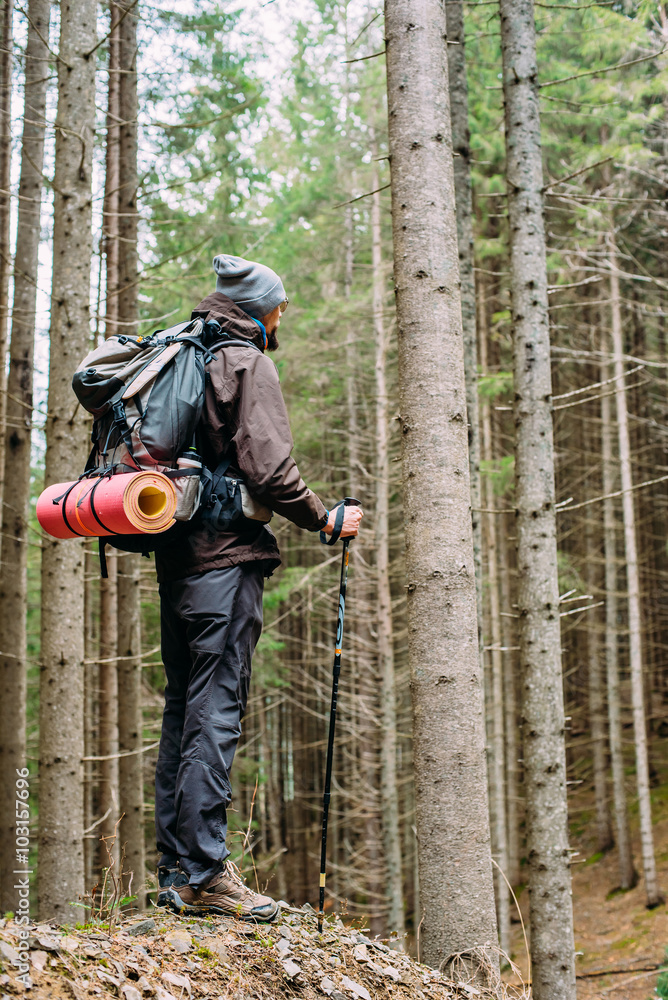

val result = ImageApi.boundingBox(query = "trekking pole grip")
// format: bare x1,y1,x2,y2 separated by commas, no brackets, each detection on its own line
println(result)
319,496,362,546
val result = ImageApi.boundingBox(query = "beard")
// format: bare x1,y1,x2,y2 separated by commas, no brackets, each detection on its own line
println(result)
266,328,280,352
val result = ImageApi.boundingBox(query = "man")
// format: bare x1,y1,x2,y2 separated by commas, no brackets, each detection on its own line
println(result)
155,254,363,921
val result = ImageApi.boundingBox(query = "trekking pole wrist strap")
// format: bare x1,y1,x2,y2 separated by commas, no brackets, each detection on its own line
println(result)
320,502,345,545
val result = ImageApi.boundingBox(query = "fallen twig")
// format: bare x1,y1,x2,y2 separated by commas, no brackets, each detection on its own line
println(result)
576,963,660,979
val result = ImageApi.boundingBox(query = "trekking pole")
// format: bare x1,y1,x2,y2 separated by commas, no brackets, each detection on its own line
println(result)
317,496,360,933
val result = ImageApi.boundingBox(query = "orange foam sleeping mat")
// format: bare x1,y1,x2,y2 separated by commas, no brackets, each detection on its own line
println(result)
36,471,177,539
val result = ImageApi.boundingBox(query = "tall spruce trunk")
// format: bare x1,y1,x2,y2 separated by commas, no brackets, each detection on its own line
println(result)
478,274,521,888
608,241,663,907
600,347,636,890
0,0,14,535
0,0,50,913
372,173,405,941
96,2,122,876
38,0,97,922
115,2,145,905
97,552,119,874
384,0,498,978
117,555,145,905
498,0,576,994
104,0,120,339
116,0,137,336
445,0,483,654
343,186,383,934
500,518,521,886
479,325,510,957
583,457,613,855
83,545,98,893
258,698,287,900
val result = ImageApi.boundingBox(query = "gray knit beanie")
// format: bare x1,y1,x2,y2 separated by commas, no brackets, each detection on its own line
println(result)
213,254,287,320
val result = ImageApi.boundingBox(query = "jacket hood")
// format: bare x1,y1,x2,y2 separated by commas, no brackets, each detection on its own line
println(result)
191,292,266,352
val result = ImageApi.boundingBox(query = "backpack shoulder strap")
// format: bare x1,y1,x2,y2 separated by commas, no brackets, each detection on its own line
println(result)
208,334,263,356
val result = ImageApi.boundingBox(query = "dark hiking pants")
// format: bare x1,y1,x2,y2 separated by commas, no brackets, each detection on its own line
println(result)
155,563,264,888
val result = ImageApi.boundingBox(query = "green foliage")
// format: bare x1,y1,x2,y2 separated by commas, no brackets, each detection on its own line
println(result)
477,371,513,401
557,551,585,600
480,454,515,498
656,948,668,998
137,2,266,327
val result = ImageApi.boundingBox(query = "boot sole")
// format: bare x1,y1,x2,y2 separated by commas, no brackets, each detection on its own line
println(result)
167,888,279,923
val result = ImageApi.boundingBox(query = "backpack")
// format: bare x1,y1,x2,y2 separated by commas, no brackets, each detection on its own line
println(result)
72,316,271,573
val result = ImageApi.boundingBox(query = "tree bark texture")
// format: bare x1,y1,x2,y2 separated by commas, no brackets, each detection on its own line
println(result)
384,0,498,977
372,174,405,942
0,0,14,539
83,544,97,894
117,554,145,907
500,518,521,887
95,2,122,877
38,0,97,923
117,0,138,334
97,553,119,874
608,243,662,907
445,0,483,657
0,0,50,913
479,326,510,957
104,0,121,337
115,3,144,906
600,348,636,890
583,464,613,854
498,0,576,995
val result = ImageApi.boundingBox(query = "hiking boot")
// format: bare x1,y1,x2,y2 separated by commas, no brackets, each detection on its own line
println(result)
167,861,279,922
157,864,189,907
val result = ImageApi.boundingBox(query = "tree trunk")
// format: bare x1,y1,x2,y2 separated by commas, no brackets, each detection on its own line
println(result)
117,554,145,907
600,343,636,890
0,0,50,913
445,0,483,657
114,1,144,907
384,0,498,978
498,0,576,994
0,0,14,537
258,696,287,900
97,553,119,874
83,545,97,896
479,322,510,958
608,240,663,907
117,0,138,335
500,518,521,887
95,1,122,877
372,171,405,942
343,186,383,932
38,0,97,923
104,0,121,337
583,459,613,854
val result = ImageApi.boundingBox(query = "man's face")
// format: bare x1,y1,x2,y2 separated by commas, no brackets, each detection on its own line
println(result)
262,304,282,352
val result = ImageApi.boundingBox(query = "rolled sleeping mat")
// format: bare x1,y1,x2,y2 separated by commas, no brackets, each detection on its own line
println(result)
36,471,178,539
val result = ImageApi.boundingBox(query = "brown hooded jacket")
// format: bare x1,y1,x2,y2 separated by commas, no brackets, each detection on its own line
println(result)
154,292,328,583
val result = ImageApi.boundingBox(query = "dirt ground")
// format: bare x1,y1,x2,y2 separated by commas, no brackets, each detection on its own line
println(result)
505,804,668,999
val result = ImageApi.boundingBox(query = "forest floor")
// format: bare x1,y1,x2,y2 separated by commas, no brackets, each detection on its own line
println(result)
0,904,527,1000
505,781,668,999
4,796,668,999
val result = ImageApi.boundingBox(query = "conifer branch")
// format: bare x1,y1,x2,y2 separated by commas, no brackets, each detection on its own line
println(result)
540,45,667,88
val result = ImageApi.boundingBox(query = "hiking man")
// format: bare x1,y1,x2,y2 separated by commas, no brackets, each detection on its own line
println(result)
155,254,363,921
